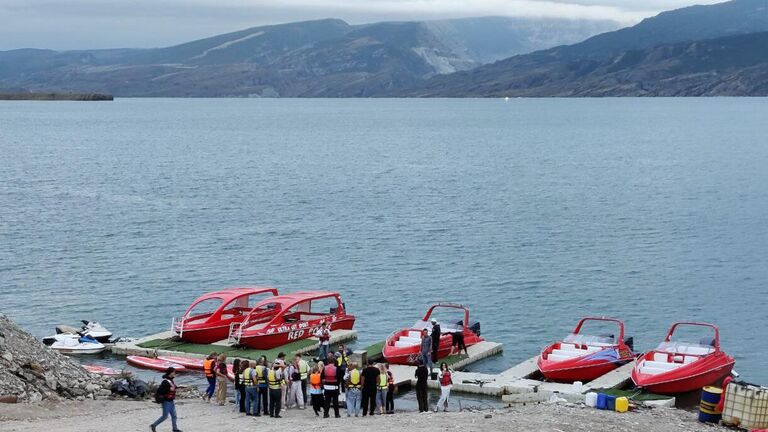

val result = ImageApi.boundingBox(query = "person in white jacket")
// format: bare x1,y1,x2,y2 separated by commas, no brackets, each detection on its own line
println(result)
286,360,305,409
435,362,453,412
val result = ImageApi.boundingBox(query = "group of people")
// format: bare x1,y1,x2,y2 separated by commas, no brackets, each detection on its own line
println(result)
150,319,463,431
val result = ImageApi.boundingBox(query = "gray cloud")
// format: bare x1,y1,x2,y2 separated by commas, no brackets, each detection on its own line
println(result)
0,0,728,50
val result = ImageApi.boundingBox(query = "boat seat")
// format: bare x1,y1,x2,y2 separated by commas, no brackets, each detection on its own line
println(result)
408,331,423,339
639,365,668,375
398,336,421,344
643,360,683,371
394,340,419,348
684,355,698,364
652,352,670,362
585,346,602,352
559,344,578,351
547,353,571,362
683,346,714,355
552,349,583,358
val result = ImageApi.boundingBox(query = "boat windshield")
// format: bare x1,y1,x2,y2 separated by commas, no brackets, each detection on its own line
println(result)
413,319,463,334
655,341,715,355
563,333,615,346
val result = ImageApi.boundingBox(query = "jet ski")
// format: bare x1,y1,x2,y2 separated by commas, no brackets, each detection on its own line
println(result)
43,320,113,345
49,334,106,355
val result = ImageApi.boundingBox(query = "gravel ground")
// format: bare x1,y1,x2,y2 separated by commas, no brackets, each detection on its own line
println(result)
0,398,728,432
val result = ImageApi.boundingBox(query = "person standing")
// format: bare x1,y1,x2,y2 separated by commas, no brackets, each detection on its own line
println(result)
385,363,395,414
343,361,362,417
287,358,305,409
335,344,350,393
274,352,288,409
243,361,258,416
309,363,325,416
214,354,228,406
452,321,468,356
295,353,309,406
202,352,217,402
414,360,429,413
254,356,269,417
430,319,442,364
315,322,331,361
267,362,284,418
435,362,453,413
420,329,433,373
361,359,379,416
321,354,341,418
150,367,182,432
232,359,244,413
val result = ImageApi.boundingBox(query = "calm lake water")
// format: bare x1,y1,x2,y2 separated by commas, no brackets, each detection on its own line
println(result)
1,98,766,383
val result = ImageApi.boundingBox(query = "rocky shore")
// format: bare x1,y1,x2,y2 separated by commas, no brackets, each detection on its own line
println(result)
0,315,113,403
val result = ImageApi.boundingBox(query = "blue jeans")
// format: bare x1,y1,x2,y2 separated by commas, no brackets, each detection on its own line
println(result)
245,387,259,415
318,344,329,361
206,376,216,398
346,388,361,416
376,389,387,411
421,352,433,372
151,400,177,430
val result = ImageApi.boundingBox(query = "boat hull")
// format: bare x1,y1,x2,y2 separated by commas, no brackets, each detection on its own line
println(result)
632,353,735,394
51,346,106,355
237,316,355,349
539,360,623,382
126,356,187,372
176,323,238,344
157,356,205,370
538,343,634,383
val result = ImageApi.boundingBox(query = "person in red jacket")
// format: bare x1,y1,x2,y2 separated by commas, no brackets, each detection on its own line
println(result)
151,367,182,432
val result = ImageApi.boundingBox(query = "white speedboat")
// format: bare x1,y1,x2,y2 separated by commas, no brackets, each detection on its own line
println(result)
43,320,113,345
49,334,106,355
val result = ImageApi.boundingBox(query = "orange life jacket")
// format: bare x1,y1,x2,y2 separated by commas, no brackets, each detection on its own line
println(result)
310,373,322,389
203,359,215,377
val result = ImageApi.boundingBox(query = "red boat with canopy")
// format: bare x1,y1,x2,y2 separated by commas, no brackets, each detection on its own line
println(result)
537,317,635,382
382,303,483,365
173,287,278,344
631,322,735,394
228,291,355,349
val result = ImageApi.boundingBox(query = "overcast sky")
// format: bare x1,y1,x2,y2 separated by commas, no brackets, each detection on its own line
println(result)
1,0,727,51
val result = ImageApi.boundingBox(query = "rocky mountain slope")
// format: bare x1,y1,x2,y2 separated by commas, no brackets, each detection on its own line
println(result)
406,0,768,97
0,17,618,97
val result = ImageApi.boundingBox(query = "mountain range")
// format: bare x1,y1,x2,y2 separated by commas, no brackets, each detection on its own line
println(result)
1,0,767,97
0,17,618,97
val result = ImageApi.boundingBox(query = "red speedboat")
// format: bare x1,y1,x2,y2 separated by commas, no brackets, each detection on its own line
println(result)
173,287,278,344
538,317,635,382
229,291,355,349
632,322,735,394
127,356,187,372
382,303,483,365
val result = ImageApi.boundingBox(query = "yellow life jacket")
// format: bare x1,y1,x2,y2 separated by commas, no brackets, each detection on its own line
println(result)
378,373,388,390
268,369,281,390
348,369,361,389
254,365,266,385
242,367,253,386
298,360,309,380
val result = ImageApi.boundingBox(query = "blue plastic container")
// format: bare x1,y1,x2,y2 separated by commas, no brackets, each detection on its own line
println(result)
605,395,617,411
596,393,607,410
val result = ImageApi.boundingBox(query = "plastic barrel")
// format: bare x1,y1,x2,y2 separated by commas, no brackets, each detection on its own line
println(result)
615,396,629,413
596,393,607,410
585,392,598,408
699,386,723,423
606,395,617,411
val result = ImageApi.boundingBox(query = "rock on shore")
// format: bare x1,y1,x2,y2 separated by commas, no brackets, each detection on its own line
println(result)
0,315,113,402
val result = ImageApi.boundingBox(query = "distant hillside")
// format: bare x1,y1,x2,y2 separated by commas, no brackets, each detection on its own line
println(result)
407,0,768,97
0,17,618,97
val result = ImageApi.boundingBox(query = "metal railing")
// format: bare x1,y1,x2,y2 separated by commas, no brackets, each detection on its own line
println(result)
227,322,242,346
171,317,183,338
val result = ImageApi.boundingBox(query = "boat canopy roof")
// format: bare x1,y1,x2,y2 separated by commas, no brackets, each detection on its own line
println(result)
185,287,278,312
247,291,343,313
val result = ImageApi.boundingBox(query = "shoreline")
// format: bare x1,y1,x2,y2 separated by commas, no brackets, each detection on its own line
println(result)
0,398,726,432
0,92,113,101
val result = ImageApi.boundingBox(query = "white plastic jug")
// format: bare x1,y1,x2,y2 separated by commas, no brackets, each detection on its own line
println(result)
585,392,598,408
573,381,583,393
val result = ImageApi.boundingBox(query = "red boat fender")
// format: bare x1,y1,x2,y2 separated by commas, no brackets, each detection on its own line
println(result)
716,376,733,413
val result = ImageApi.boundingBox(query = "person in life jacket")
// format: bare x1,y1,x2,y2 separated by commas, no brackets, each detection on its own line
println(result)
435,362,453,413
308,364,324,416
202,352,218,402
294,353,309,405
315,321,331,361
376,363,388,415
335,344,351,393
286,358,305,409
233,359,246,413
321,354,341,418
150,367,181,432
385,363,395,414
253,356,269,416
243,360,259,416
267,362,284,418
343,361,362,417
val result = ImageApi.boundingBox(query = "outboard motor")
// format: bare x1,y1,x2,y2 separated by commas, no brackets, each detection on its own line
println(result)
468,321,481,337
624,337,634,352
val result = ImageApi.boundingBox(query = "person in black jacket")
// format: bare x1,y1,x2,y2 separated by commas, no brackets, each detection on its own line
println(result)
414,360,429,412
151,367,182,432
430,319,442,363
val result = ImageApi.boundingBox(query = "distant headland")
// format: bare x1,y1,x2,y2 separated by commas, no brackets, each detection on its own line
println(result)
0,92,113,101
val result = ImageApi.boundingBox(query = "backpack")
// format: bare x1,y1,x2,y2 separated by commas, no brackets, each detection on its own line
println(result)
154,379,167,404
